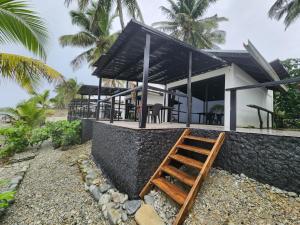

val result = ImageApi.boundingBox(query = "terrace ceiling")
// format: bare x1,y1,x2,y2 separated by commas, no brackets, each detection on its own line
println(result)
78,85,128,96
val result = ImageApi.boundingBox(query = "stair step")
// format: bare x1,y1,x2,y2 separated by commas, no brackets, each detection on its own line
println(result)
170,154,203,170
152,178,187,205
161,165,196,186
184,135,216,144
177,144,211,156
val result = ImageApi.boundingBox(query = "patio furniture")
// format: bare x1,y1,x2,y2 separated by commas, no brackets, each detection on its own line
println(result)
247,104,274,129
216,113,224,125
147,104,163,123
206,112,215,125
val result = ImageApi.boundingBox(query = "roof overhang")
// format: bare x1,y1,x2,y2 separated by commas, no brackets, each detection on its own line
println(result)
78,85,128,96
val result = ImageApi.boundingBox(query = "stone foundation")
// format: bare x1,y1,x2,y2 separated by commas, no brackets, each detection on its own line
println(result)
90,122,300,198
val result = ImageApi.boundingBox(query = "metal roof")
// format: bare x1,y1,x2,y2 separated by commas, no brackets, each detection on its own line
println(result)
78,85,128,96
93,20,227,84
93,20,289,88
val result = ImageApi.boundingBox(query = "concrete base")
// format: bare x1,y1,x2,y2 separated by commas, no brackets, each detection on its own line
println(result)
90,121,300,198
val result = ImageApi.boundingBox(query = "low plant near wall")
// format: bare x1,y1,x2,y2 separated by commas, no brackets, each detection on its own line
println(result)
282,119,300,129
0,179,15,216
0,120,82,158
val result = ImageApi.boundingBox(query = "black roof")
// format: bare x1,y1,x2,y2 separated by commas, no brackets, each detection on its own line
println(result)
205,50,289,82
78,85,128,96
93,20,288,85
93,20,226,84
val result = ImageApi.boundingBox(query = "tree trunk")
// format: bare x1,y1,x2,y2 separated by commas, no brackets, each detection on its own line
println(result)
117,0,125,30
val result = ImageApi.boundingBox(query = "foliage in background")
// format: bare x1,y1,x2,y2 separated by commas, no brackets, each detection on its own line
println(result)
269,0,300,29
0,120,82,158
51,79,81,109
64,0,144,30
153,0,227,49
59,1,118,70
0,0,64,92
1,91,54,128
274,58,300,128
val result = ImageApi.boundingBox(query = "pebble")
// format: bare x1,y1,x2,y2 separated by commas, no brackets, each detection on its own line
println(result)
99,194,112,206
89,185,101,201
124,200,142,215
99,184,111,193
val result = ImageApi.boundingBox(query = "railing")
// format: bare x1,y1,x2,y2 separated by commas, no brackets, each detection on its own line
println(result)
96,85,188,126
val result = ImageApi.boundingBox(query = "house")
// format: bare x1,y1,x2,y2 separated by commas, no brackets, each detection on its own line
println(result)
68,20,300,202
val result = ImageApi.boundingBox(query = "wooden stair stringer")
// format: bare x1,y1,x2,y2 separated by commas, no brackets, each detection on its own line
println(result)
173,132,226,225
139,128,191,198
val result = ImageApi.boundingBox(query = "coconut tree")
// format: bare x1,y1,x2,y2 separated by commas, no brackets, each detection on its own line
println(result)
0,0,63,92
59,1,118,69
153,0,227,49
269,0,300,29
52,78,81,109
64,0,144,30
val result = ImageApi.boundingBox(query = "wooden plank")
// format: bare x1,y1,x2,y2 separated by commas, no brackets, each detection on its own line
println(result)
173,132,225,225
161,165,195,187
183,135,216,144
152,178,187,205
139,129,191,198
177,144,210,156
170,154,203,170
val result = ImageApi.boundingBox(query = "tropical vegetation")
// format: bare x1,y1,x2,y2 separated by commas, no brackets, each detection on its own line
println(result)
274,58,300,128
269,0,300,29
0,0,63,92
153,0,228,49
64,0,144,30
60,1,118,70
0,179,15,210
51,79,81,109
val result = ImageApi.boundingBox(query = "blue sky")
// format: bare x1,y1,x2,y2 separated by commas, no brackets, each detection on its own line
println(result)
1,0,300,107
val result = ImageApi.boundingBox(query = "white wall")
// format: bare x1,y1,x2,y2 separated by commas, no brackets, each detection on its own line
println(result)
225,64,274,129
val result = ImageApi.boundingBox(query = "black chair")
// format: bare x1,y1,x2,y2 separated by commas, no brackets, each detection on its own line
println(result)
147,104,163,123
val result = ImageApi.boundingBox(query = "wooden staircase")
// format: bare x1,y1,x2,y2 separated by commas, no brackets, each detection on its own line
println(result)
139,129,225,225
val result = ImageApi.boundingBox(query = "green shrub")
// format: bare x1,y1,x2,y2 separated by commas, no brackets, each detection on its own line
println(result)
0,124,31,158
46,120,81,149
30,127,50,147
0,179,15,209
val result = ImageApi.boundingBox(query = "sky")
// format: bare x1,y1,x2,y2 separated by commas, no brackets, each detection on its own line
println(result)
1,0,300,107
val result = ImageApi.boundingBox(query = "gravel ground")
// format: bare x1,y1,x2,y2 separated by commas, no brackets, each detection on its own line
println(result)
0,142,108,225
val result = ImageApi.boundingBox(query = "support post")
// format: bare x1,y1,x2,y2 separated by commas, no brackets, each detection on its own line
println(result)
87,95,91,118
118,96,121,121
139,33,151,128
134,81,138,121
230,90,237,131
96,77,102,120
187,51,192,128
110,97,115,123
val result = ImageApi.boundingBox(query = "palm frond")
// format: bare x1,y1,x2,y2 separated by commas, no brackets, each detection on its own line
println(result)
0,53,63,92
0,0,48,59
59,31,96,48
64,0,89,10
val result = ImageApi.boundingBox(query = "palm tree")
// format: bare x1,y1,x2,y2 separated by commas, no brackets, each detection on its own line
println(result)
52,79,81,109
59,1,118,69
0,0,63,92
269,0,300,29
64,0,144,30
153,0,228,49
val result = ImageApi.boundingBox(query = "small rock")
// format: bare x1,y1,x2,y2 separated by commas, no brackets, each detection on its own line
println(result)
144,195,154,206
124,200,142,215
287,191,298,197
99,184,111,193
89,185,101,201
107,208,122,225
121,212,128,222
92,178,101,186
84,183,89,191
99,194,112,206
112,192,128,204
135,204,164,225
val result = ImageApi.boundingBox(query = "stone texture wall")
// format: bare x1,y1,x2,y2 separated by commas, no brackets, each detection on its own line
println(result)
81,118,95,143
90,122,300,198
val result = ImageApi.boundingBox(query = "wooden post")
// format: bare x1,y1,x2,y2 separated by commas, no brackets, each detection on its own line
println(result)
230,90,237,131
96,77,102,120
187,51,192,128
110,97,115,123
139,33,151,128
134,81,138,122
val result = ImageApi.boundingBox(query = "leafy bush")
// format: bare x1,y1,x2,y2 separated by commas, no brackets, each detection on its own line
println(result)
0,123,31,158
46,120,81,149
0,120,81,158
0,179,15,209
